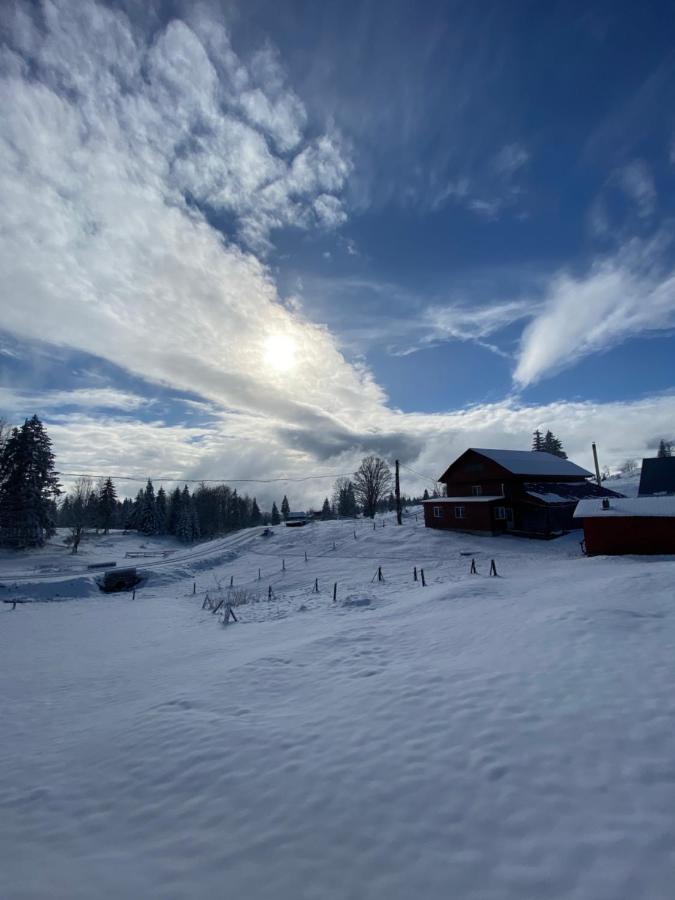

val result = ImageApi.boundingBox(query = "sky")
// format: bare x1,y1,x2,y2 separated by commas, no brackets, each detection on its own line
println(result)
1,0,675,505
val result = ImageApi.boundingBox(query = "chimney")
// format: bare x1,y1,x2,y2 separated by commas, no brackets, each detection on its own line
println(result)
601,498,610,510
592,442,602,487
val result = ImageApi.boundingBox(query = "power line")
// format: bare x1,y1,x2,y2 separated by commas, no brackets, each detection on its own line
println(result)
397,461,440,485
58,471,354,485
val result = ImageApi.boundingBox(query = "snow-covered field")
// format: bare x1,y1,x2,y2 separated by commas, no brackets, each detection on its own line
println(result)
2,508,675,899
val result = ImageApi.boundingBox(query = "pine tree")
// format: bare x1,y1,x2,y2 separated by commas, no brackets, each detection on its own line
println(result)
137,479,160,535
422,488,430,501
0,415,61,548
657,439,673,458
250,497,261,526
281,495,290,520
271,501,281,525
156,487,168,534
542,430,567,459
321,497,332,519
97,478,117,534
167,487,182,535
532,429,544,451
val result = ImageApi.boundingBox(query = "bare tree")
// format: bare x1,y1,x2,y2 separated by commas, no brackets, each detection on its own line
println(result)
64,476,93,553
353,456,392,518
620,458,638,476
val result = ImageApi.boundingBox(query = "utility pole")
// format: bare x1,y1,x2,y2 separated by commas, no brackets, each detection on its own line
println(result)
395,459,402,525
592,442,602,487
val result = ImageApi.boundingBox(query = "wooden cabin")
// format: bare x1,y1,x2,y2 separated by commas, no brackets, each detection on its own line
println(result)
423,448,621,538
574,497,675,555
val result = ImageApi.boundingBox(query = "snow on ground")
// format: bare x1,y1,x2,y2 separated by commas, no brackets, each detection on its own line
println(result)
2,511,675,899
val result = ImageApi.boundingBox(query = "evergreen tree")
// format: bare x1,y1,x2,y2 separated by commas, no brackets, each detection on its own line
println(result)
321,497,332,519
387,492,396,511
542,430,567,459
97,478,118,534
271,501,281,525
167,487,182,535
0,415,61,548
137,479,160,535
281,495,290,520
85,489,99,531
657,439,673,458
176,485,200,543
156,486,168,535
422,488,430,501
532,429,544,451
250,497,261,525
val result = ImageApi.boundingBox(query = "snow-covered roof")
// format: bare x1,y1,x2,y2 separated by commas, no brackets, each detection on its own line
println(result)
574,497,675,518
422,496,504,504
471,448,592,478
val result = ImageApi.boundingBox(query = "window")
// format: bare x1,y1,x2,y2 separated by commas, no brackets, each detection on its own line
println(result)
432,506,442,519
494,506,506,520
471,485,482,496
454,506,466,519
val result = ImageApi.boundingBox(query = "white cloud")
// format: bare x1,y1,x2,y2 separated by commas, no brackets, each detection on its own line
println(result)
615,160,656,218
514,235,675,386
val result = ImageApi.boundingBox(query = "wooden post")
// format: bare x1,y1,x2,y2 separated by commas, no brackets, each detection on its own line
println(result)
490,559,498,577
282,559,285,571
258,568,261,580
333,582,337,602
378,566,383,582
413,566,417,581
230,574,234,587
268,585,272,601
420,569,426,587
304,550,308,562
354,529,357,539
332,540,336,550
470,558,477,575
373,521,376,530
395,459,402,525
382,519,385,527
314,578,319,593
193,582,196,595
132,589,136,600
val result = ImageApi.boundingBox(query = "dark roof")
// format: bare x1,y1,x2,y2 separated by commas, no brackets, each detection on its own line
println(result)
638,457,675,496
523,481,623,505
440,448,592,481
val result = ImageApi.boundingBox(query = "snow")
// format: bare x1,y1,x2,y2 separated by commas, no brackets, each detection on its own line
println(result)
470,448,592,478
575,496,675,518
422,496,504,503
2,512,675,899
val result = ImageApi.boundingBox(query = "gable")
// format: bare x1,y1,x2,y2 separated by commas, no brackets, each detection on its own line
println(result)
638,457,675,496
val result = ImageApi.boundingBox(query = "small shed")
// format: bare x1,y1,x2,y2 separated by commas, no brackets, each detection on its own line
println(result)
638,457,675,496
574,497,675,555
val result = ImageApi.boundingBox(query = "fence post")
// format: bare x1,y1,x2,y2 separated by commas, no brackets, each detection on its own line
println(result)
332,541,336,550
304,550,308,562
258,568,261,580
193,582,196,595
333,582,337,602
268,585,272,601
490,559,498,577
282,559,285,571
314,578,319,593
378,566,383,582
413,566,417,581
470,558,477,575
420,569,426,587
373,521,376,531
230,574,234,587
132,589,136,600
354,529,357,539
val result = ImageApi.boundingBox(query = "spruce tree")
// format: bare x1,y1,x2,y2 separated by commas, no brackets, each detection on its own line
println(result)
657,439,673,458
168,487,182,535
250,497,261,526
271,501,281,525
156,486,168,535
0,415,61,548
422,488,430,501
281,495,290,520
321,497,331,519
532,429,544,451
137,479,160,535
543,430,568,459
98,478,118,534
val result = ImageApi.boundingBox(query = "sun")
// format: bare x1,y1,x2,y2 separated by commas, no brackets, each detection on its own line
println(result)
263,334,297,372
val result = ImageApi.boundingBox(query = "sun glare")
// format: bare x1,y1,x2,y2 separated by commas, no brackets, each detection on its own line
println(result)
263,334,297,372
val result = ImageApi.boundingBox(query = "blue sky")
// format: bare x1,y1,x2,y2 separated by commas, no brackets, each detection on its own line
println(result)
1,0,675,503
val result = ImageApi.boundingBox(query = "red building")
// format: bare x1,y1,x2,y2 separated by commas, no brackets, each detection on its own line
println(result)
423,448,620,538
574,497,675,555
